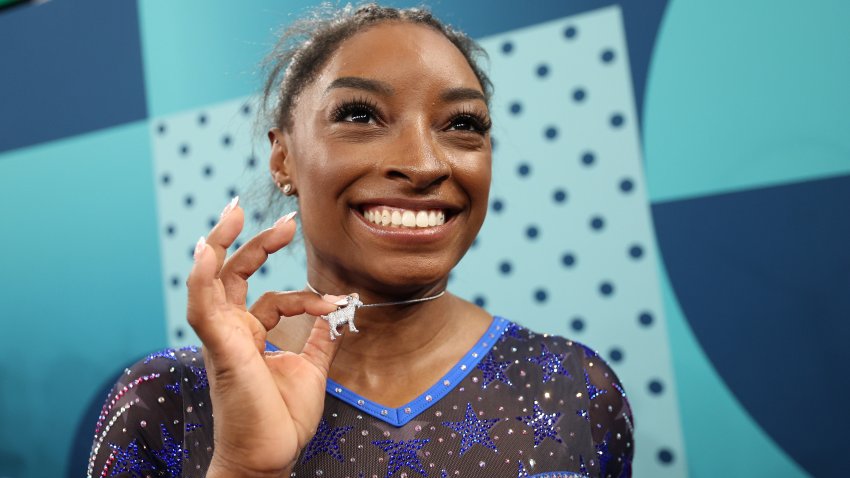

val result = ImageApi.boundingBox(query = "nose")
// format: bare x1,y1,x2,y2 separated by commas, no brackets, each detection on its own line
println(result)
381,121,451,190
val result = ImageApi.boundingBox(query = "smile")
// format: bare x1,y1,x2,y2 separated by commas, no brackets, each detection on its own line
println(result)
362,206,447,228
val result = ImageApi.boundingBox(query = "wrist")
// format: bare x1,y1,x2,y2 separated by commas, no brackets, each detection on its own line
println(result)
207,453,293,478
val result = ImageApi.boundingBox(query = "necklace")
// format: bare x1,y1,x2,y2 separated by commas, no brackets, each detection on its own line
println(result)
305,281,446,340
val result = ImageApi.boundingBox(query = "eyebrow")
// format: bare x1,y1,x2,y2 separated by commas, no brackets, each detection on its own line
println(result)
325,76,394,96
440,87,487,103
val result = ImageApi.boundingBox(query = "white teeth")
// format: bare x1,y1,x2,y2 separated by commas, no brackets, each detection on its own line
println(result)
363,207,448,228
416,211,429,227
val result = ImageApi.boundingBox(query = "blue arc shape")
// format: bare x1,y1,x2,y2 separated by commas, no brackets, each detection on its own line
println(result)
652,173,850,478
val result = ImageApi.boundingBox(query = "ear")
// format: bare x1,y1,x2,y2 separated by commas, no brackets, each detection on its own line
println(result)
268,127,296,193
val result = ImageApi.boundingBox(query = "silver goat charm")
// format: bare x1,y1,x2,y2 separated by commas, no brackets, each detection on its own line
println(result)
321,294,363,340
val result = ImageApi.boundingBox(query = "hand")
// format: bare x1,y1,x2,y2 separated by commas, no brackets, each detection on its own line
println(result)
187,198,345,477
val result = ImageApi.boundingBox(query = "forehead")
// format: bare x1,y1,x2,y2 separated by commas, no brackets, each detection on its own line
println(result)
313,21,482,94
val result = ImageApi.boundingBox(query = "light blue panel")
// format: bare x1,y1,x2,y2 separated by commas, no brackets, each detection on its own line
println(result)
0,122,166,477
453,8,687,476
657,262,810,477
644,0,850,202
137,0,320,117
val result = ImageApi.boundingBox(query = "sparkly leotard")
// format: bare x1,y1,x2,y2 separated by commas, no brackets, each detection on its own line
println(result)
88,317,634,477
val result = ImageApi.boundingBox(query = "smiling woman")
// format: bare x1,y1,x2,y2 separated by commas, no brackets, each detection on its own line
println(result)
87,4,633,478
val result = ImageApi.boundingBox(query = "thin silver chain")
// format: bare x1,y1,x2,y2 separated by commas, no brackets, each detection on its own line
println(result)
305,282,446,308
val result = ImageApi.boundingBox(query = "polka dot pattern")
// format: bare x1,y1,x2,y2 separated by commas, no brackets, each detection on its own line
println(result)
451,7,685,476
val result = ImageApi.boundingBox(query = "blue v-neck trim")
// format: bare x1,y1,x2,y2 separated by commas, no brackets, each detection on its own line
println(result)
266,316,509,427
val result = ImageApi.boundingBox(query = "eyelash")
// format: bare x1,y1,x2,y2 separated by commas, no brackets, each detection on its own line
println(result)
330,98,492,134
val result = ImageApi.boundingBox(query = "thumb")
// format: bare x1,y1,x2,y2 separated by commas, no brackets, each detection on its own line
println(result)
300,315,346,376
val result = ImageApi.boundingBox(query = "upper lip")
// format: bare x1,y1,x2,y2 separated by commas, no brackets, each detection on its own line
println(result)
353,197,463,214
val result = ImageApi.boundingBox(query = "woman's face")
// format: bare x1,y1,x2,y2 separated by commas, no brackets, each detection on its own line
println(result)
273,21,492,294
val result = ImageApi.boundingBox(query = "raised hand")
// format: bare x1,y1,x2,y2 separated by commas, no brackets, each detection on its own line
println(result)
188,197,345,477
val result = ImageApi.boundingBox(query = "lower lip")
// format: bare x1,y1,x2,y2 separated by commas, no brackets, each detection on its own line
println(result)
352,209,456,244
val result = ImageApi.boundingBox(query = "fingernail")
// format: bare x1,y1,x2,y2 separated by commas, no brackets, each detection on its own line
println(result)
274,211,298,227
322,294,348,305
220,196,239,219
193,236,206,261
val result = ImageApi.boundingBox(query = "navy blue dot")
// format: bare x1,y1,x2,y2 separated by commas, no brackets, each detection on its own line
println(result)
590,216,605,230
552,189,567,203
581,151,595,166
544,126,558,140
491,199,504,213
536,64,550,77
658,449,674,464
252,211,264,223
161,173,171,185
561,253,576,267
610,113,625,128
227,187,238,198
501,41,513,54
473,295,487,307
601,49,616,63
639,311,654,327
609,348,624,362
499,261,512,275
649,379,664,395
517,163,531,177
472,238,479,249
184,195,194,207
157,123,167,135
179,144,190,156
629,244,644,259
198,113,207,125
241,103,251,115
203,164,214,177
188,246,195,259
599,281,614,296
259,265,268,276
165,224,176,236
534,288,548,303
491,136,497,151
233,241,243,250
509,102,522,115
572,88,586,102
570,317,585,331
619,178,634,193
247,156,257,168
170,276,179,287
208,217,217,228
175,328,184,339
222,135,232,146
525,225,539,239
563,26,577,39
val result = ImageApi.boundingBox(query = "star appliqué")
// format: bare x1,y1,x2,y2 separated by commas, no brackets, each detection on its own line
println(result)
516,401,563,447
502,322,526,341
584,370,608,401
108,439,153,477
371,438,430,478
476,353,513,388
151,424,188,477
301,418,353,463
441,403,500,455
527,343,570,383
189,365,208,391
143,349,177,364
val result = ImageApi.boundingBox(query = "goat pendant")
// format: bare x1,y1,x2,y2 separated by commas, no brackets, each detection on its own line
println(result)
321,294,364,340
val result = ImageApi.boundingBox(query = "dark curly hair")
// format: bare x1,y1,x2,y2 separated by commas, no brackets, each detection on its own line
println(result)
259,2,493,132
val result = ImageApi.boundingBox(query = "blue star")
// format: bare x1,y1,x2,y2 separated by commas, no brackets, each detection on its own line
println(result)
372,438,430,478
516,401,563,447
189,365,208,391
579,455,588,475
151,424,188,477
302,418,353,463
165,381,180,394
596,432,613,477
476,354,513,388
576,408,589,421
517,460,529,477
584,370,608,401
502,322,525,341
108,439,153,477
143,348,177,364
441,403,500,455
527,343,570,383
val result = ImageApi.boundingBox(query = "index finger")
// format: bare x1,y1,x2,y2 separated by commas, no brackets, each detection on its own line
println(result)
219,211,298,305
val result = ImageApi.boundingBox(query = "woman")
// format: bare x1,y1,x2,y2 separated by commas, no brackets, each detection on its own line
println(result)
88,4,633,477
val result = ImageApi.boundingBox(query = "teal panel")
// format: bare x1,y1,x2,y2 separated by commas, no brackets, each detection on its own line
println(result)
138,0,321,117
644,0,850,203
658,261,809,477
0,122,166,477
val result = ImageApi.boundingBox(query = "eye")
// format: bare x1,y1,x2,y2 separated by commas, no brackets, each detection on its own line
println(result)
331,99,381,125
447,112,491,134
